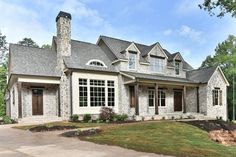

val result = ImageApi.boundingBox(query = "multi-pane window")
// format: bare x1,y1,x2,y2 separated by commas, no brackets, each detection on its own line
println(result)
175,61,180,75
79,79,88,107
158,90,166,106
90,79,105,107
128,52,137,70
148,89,155,107
148,89,166,107
107,81,115,106
89,61,104,67
213,88,222,106
150,57,165,73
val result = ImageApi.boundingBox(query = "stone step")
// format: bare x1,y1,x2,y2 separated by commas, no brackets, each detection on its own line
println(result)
18,116,64,124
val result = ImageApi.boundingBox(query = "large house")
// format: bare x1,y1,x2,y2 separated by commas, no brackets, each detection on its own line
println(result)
5,11,229,123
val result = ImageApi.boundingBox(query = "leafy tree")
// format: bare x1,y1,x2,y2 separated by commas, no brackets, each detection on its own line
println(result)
41,44,51,49
18,38,39,48
0,31,8,66
199,0,236,18
200,35,236,120
0,31,7,116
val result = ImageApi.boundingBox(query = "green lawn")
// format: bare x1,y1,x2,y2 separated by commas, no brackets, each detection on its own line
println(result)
79,121,236,157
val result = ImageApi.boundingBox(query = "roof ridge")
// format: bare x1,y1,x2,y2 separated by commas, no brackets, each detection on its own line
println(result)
188,66,218,72
9,43,53,51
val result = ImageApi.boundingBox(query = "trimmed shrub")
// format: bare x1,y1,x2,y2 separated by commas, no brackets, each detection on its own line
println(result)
3,116,12,124
114,114,128,122
70,114,79,122
83,114,92,122
99,107,115,122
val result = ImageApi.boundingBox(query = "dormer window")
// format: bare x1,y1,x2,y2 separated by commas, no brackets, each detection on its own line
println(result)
128,51,137,70
86,59,107,67
175,61,180,75
150,56,165,73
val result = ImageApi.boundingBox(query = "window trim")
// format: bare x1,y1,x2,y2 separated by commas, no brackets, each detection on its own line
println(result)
86,59,107,68
212,88,222,106
148,88,166,108
175,61,180,75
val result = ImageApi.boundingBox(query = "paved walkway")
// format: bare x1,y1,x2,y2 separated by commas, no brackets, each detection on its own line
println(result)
0,124,173,157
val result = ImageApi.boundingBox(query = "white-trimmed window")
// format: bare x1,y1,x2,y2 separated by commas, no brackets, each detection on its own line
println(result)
78,79,116,107
175,61,180,75
90,79,105,107
212,88,222,106
107,81,115,106
79,79,88,107
148,88,166,107
150,57,165,73
128,52,137,70
86,59,107,67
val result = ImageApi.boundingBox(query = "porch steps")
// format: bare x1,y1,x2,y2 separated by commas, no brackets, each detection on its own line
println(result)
17,116,65,124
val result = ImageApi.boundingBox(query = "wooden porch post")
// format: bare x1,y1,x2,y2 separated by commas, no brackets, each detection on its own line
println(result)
134,83,139,115
58,84,61,117
17,82,22,118
196,87,200,113
155,83,159,115
183,86,187,113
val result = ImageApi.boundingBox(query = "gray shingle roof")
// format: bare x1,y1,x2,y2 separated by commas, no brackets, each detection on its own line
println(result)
186,66,218,83
9,44,60,77
100,35,193,70
63,39,118,73
121,71,198,84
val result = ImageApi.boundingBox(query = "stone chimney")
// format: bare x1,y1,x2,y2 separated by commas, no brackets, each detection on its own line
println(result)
56,11,72,70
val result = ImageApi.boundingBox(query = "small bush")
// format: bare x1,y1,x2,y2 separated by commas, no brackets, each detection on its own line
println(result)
83,114,92,122
99,107,115,122
3,116,12,124
70,114,79,122
114,114,128,122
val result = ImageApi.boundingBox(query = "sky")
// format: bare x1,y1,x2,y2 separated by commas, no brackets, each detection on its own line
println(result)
0,0,236,68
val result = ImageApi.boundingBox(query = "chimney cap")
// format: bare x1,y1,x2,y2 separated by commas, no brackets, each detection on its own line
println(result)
56,11,72,22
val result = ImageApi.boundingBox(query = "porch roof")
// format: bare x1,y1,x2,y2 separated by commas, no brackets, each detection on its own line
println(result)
120,71,199,84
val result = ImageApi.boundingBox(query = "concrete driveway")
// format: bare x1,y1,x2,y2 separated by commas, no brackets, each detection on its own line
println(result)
0,124,172,157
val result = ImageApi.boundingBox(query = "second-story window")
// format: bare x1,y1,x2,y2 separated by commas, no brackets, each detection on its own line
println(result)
128,52,137,70
175,61,180,75
150,57,165,73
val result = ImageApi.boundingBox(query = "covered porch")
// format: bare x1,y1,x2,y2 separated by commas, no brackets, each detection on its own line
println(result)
13,76,63,123
120,72,204,120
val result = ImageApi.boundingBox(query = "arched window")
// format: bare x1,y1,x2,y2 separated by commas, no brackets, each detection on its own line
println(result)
86,59,107,67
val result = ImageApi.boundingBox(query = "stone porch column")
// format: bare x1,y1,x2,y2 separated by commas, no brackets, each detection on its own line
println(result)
155,83,159,115
135,83,139,115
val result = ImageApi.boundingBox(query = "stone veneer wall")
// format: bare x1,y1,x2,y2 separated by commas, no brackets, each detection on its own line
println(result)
21,83,58,117
186,87,198,113
199,84,207,115
206,70,227,120
10,83,18,120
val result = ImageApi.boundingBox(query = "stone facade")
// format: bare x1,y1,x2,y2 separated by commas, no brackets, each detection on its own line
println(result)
56,12,72,119
206,69,227,120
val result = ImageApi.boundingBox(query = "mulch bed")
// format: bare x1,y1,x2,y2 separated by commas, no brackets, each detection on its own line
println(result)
29,125,77,132
182,120,236,132
61,129,102,137
182,120,236,146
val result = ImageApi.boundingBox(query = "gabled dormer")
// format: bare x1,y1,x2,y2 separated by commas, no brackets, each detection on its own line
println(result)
125,42,141,71
145,43,168,74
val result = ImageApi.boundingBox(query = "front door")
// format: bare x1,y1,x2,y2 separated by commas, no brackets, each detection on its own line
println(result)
32,89,43,115
174,90,182,112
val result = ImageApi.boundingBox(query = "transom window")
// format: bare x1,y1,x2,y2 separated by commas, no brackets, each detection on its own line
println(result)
150,57,165,73
128,52,137,70
212,88,222,106
175,61,180,75
148,88,166,107
87,59,107,67
78,79,116,107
